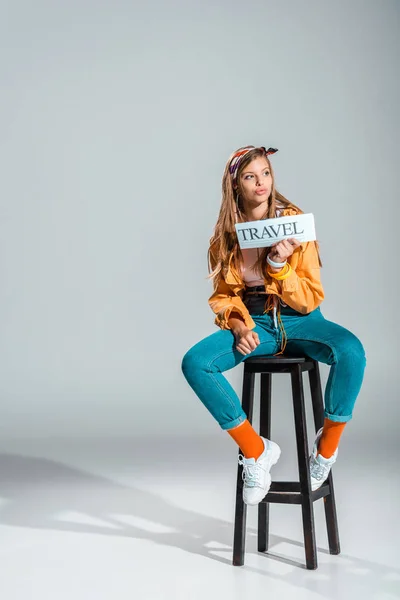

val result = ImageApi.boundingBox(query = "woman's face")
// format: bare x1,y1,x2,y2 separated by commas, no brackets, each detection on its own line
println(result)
237,156,273,206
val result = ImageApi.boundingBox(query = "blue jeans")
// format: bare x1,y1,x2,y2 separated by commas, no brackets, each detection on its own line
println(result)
181,305,366,430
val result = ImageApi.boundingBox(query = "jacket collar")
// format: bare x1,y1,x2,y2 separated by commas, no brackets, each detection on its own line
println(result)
224,252,243,287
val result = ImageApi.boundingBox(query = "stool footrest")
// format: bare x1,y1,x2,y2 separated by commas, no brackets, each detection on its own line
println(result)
262,481,331,504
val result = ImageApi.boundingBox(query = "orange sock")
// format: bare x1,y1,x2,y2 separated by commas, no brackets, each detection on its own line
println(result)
227,419,264,459
317,419,347,458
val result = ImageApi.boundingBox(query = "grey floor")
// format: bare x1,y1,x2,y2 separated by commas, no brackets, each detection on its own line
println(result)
0,434,398,600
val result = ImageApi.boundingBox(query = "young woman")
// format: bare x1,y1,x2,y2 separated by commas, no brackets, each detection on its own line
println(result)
181,145,366,506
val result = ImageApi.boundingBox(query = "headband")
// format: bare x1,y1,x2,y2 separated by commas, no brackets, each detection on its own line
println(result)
228,146,278,182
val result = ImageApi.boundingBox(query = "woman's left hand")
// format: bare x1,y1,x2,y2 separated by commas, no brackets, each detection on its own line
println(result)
268,237,301,265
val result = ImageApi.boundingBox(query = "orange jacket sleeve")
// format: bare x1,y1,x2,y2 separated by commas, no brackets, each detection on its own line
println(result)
208,246,256,330
208,274,256,330
266,241,324,314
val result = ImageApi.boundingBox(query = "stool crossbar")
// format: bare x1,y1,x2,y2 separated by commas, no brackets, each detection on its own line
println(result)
233,355,340,570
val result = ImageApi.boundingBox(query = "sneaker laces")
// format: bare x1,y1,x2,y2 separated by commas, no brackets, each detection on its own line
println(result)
310,455,333,481
238,454,263,488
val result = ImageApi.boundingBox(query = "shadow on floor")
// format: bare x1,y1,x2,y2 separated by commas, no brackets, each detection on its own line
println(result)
0,452,398,599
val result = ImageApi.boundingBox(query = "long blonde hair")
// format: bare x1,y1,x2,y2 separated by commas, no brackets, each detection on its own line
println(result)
207,146,321,288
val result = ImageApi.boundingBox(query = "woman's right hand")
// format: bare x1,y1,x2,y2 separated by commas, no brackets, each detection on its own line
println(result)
233,326,260,356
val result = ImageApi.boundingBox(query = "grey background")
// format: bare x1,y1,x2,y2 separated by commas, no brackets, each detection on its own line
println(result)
0,0,398,442
1,3,399,599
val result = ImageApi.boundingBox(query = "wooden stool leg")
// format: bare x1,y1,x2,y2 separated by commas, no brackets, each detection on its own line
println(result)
291,364,318,570
233,367,255,566
258,372,272,553
309,361,340,555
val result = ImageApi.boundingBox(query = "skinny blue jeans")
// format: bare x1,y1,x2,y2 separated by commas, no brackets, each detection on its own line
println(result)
181,305,366,430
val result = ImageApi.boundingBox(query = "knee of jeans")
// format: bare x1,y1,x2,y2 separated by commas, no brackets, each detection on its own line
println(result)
181,347,205,378
337,332,366,367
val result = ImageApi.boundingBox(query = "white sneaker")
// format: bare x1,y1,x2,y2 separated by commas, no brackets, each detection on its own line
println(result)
309,427,338,491
238,437,281,506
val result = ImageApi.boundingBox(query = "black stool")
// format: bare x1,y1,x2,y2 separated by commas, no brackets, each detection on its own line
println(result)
233,355,340,570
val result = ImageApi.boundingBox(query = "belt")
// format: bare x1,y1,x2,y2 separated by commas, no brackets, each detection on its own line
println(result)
243,285,268,296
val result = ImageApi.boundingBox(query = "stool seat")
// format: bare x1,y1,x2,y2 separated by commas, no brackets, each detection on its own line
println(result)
244,354,314,372
233,354,340,570
245,355,308,363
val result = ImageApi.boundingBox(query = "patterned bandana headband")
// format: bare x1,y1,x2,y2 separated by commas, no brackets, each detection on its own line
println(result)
228,145,278,182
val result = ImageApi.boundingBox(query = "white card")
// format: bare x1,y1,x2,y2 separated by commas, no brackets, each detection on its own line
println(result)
235,213,316,249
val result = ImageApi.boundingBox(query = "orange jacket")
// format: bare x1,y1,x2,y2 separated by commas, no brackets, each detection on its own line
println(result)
208,207,324,330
